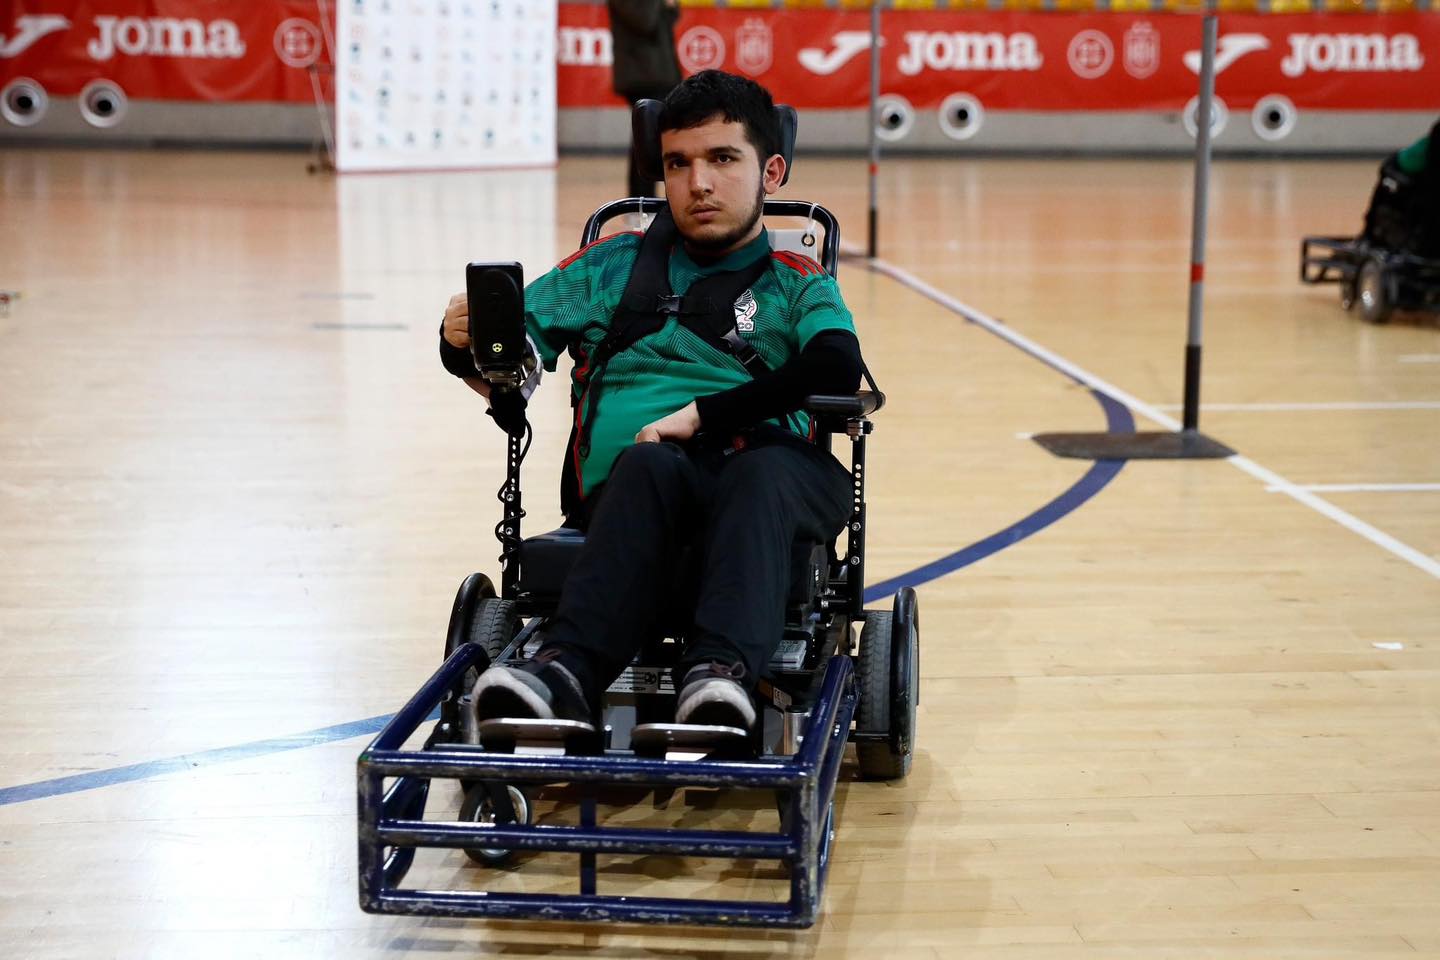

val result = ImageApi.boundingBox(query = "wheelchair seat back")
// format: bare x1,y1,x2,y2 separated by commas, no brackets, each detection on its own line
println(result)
1364,153,1440,258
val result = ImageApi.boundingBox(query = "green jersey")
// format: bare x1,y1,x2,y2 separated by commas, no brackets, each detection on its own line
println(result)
523,228,855,497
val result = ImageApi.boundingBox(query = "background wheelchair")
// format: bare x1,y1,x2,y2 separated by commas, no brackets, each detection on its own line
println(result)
1301,149,1440,324
356,105,919,928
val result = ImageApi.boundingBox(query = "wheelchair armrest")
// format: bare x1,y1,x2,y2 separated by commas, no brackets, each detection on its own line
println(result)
804,390,884,419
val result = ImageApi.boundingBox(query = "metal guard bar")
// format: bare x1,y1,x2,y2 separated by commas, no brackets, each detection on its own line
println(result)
377,821,796,859
366,889,804,928
358,650,857,927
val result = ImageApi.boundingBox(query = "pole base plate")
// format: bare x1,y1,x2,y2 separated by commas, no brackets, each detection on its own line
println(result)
1032,430,1235,461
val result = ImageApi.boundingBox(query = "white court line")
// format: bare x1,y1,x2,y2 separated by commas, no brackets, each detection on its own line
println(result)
1154,401,1440,412
1267,483,1440,493
1399,355,1440,364
863,256,1440,580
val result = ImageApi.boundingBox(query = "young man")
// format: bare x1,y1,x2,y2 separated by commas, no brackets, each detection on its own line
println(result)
438,71,863,733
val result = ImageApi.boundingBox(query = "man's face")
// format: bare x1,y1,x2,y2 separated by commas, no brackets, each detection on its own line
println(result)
660,115,785,255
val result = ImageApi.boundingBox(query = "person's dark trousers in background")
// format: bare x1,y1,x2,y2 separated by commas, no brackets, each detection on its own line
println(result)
608,0,682,198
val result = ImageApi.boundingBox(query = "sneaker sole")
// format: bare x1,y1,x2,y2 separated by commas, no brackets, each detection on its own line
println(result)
676,681,756,730
678,700,753,730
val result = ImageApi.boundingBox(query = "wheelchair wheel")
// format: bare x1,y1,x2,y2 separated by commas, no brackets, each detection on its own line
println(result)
445,591,518,693
433,577,517,749
460,782,531,867
458,596,519,765
1357,258,1395,325
467,596,519,661
854,588,919,780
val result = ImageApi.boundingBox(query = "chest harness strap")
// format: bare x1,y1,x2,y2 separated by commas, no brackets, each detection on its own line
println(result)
561,208,778,520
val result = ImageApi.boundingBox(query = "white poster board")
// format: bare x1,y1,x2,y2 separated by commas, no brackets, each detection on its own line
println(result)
335,0,557,173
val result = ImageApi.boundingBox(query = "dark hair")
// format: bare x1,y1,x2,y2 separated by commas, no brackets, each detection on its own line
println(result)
658,70,780,164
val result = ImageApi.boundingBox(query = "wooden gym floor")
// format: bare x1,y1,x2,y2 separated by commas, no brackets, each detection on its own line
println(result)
0,146,1437,958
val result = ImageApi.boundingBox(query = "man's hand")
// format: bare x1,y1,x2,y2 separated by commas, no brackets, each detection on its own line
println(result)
443,291,470,349
442,291,493,400
636,401,700,444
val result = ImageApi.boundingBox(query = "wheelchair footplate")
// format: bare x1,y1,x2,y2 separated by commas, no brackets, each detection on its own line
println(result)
478,717,599,754
356,639,856,928
629,722,749,760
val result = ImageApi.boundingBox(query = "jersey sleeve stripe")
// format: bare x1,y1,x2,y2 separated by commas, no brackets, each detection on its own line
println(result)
771,250,822,277
770,251,806,275
556,230,642,271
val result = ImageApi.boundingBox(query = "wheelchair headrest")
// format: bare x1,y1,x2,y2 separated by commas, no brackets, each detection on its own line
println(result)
631,100,796,188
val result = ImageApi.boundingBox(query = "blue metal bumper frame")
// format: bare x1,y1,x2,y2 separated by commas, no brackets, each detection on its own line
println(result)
357,643,856,927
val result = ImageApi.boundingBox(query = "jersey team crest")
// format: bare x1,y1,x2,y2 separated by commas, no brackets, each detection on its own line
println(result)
734,289,758,332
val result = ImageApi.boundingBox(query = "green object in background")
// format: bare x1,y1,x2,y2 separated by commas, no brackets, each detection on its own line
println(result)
1396,135,1430,175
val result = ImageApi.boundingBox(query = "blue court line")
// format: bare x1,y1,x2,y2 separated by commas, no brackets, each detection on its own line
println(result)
0,714,395,807
866,389,1134,603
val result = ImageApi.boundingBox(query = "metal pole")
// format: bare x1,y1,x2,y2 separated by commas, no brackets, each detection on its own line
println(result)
316,0,336,58
1182,13,1217,434
311,0,337,171
867,1,880,259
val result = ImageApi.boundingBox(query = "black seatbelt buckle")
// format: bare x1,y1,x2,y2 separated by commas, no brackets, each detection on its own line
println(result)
655,294,683,315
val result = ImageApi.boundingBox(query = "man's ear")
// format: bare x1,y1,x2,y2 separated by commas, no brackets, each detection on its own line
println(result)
763,154,786,195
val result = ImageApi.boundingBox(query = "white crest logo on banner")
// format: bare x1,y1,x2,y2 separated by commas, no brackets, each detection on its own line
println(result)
1123,22,1160,80
274,18,321,69
678,26,725,73
734,18,773,76
1068,30,1114,80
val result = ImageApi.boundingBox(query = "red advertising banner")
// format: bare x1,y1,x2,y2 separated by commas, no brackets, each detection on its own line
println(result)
5,3,1437,112
558,5,1440,112
0,1,331,103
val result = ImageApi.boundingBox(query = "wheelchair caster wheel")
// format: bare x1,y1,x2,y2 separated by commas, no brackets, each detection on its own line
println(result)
1357,258,1395,325
460,782,531,867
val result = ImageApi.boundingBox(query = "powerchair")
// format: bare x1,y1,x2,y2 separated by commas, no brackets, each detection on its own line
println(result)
357,103,919,928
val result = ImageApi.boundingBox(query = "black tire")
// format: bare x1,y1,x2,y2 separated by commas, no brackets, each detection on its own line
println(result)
1357,258,1395,325
468,597,519,662
445,594,518,693
433,576,515,748
457,598,518,767
892,587,919,744
460,783,531,867
854,588,919,780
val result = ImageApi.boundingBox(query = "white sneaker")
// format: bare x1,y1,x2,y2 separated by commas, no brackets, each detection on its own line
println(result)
674,662,756,731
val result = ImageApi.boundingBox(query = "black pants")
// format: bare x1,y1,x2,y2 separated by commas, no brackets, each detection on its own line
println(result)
541,431,853,698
